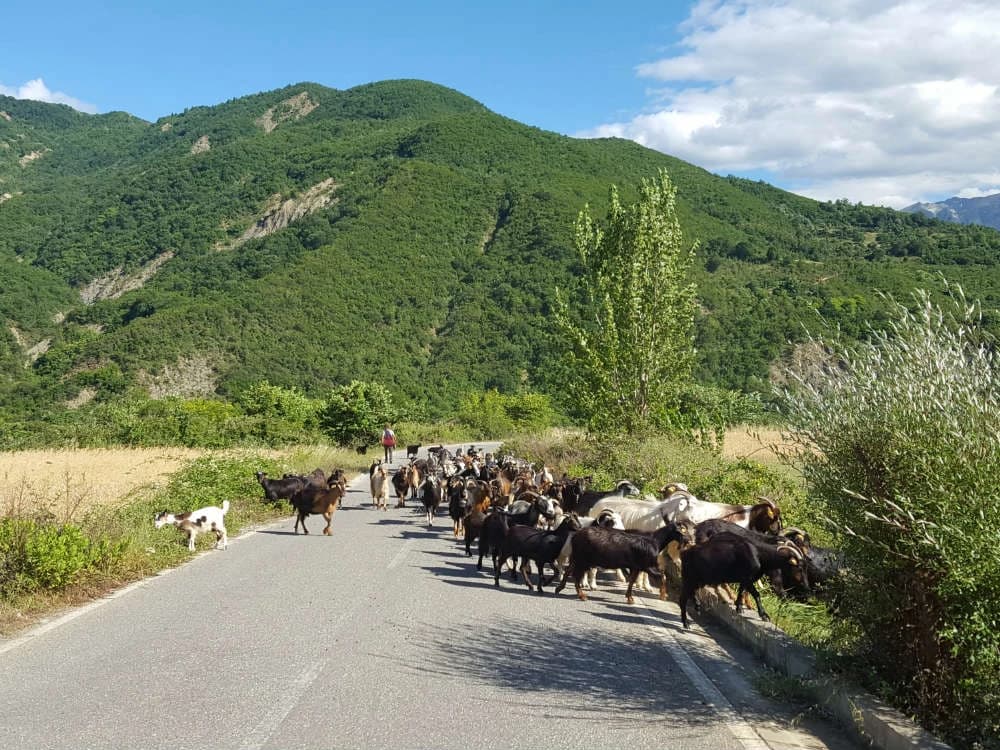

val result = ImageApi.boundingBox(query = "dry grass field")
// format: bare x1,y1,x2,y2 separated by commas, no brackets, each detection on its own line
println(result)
0,448,205,522
720,426,791,465
0,445,369,523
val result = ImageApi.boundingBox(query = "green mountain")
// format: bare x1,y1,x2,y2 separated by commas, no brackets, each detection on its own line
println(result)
2,79,999,418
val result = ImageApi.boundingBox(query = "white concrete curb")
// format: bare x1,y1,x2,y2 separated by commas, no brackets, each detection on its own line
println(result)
681,581,952,750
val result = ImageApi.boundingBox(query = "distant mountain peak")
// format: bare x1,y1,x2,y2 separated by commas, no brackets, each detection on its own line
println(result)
902,193,1000,230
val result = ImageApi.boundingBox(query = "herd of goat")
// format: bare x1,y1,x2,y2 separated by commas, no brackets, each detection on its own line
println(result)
245,445,841,628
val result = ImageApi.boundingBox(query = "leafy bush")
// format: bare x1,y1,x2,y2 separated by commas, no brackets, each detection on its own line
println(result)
237,381,320,443
781,287,1000,748
660,383,768,451
457,390,556,437
0,519,104,595
0,519,34,597
24,523,95,589
318,380,397,448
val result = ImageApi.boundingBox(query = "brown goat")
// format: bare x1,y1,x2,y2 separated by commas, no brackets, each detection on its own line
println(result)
292,484,344,535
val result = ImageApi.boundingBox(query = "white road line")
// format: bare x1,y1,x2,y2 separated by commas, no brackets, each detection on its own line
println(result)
639,601,773,750
239,658,328,750
387,539,416,570
238,591,365,750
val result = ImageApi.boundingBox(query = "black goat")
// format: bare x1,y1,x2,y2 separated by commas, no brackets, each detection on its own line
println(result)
447,477,468,537
418,475,444,527
694,518,810,601
255,471,305,503
679,531,807,628
495,514,582,593
556,475,591,514
477,508,509,574
555,522,693,604
778,527,845,584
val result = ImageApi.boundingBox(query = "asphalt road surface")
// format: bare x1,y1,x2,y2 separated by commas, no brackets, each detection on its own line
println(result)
0,443,858,750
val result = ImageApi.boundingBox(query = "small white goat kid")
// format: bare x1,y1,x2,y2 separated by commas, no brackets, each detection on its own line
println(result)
154,500,230,551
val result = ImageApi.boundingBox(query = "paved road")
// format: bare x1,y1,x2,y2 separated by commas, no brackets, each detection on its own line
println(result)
0,444,857,750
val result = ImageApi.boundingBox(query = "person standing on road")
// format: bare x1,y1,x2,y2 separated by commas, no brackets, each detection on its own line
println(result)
381,424,396,464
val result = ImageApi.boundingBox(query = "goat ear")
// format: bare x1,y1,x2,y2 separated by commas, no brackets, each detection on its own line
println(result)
767,507,775,519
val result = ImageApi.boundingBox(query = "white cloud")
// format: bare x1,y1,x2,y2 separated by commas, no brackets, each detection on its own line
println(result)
581,1,1000,207
0,78,97,114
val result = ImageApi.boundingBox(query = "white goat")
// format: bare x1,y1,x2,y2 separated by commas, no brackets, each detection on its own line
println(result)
370,462,389,510
154,501,230,551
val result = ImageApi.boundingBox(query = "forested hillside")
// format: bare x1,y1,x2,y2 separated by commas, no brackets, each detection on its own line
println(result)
2,79,999,420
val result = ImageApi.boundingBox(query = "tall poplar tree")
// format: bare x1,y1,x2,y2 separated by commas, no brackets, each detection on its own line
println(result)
554,169,697,433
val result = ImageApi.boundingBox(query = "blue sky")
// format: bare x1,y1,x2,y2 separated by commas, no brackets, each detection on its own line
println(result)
4,1,1000,208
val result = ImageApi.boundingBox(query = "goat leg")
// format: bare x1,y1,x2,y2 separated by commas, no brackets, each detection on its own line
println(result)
734,583,747,613
520,560,534,591
652,567,667,601
554,567,569,595
625,568,639,605
747,581,769,621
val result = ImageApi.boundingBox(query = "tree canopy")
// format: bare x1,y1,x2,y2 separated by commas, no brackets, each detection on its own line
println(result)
555,170,697,432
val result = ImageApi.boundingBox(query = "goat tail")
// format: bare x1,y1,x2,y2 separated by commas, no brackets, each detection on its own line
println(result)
221,500,231,515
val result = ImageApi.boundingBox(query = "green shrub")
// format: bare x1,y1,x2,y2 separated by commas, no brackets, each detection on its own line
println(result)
0,519,104,595
24,523,94,589
0,519,34,596
318,380,397,448
457,390,556,437
781,287,1000,748
237,381,321,444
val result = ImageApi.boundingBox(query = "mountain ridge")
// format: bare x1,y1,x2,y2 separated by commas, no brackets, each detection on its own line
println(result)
902,193,1000,230
2,79,999,417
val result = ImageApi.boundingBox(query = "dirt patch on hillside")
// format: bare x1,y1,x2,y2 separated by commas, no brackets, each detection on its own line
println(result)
138,354,218,398
255,92,319,133
7,326,51,364
219,178,339,250
79,251,175,304
18,149,48,167
190,135,210,154
65,387,97,409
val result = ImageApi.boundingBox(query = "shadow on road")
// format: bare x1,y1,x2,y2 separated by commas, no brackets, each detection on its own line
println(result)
398,615,715,725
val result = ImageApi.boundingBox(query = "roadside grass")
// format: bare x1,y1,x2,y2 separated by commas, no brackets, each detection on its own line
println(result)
0,445,364,636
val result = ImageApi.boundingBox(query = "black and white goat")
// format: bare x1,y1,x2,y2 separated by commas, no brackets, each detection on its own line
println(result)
155,501,230,551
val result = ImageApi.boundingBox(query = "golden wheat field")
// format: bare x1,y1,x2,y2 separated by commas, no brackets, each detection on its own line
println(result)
0,448,204,522
720,426,790,465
